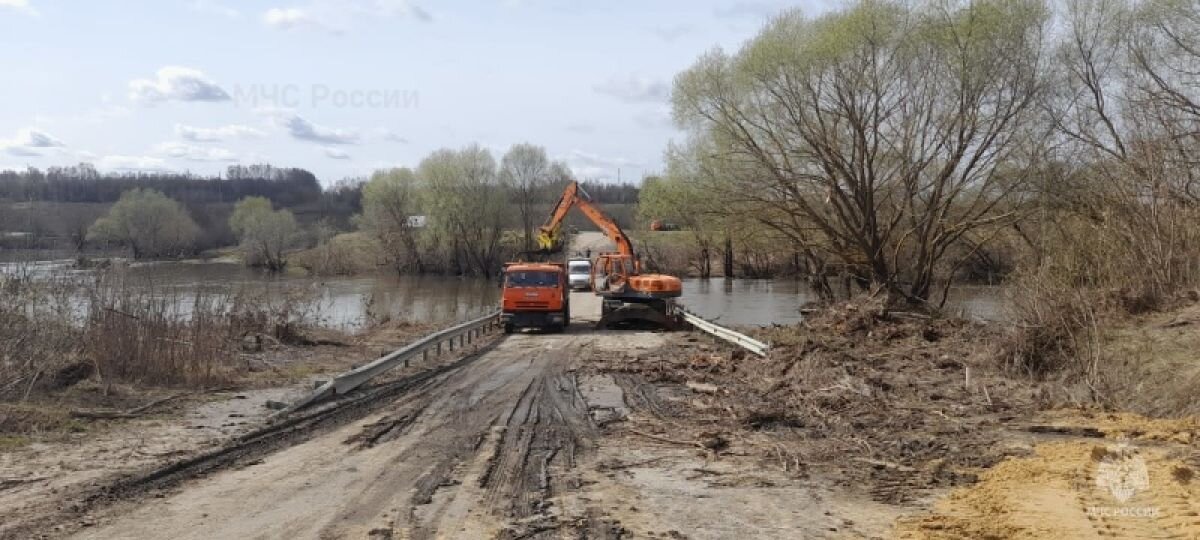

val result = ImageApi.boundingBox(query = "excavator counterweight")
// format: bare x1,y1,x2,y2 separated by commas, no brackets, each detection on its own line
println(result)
535,181,683,329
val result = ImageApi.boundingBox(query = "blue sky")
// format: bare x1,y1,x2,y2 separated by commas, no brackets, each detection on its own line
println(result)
0,0,832,184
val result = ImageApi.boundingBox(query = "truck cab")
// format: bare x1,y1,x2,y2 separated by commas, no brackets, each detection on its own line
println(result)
500,262,569,333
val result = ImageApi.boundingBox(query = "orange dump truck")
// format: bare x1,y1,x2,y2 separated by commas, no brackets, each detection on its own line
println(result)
500,262,569,334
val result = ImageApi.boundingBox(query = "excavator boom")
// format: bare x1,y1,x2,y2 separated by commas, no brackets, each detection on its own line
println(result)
536,183,631,256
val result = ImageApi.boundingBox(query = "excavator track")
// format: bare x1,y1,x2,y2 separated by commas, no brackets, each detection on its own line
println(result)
597,298,679,330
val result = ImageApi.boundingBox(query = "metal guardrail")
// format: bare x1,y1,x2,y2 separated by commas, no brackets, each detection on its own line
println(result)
677,307,770,357
280,310,502,414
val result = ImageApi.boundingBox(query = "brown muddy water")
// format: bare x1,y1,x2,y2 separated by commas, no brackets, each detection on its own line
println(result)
2,259,1006,328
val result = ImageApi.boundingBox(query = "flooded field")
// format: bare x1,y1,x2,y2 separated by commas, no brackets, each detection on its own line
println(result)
1,259,1007,327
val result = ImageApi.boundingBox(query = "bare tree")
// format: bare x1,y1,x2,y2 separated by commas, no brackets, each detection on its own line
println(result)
359,168,426,273
1042,0,1200,299
500,143,553,252
672,0,1050,304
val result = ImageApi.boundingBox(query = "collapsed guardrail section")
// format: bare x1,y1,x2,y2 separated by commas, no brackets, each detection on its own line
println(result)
281,310,502,414
676,307,770,357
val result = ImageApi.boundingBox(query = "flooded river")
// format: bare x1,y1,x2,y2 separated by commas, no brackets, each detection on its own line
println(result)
3,260,1006,328
680,278,1006,326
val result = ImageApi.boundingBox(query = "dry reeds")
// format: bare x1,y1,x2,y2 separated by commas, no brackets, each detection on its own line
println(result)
1,266,325,398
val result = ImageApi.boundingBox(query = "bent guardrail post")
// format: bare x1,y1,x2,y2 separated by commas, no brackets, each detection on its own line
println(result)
279,310,502,415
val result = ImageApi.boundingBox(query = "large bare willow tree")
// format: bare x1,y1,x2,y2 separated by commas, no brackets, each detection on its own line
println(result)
672,0,1050,304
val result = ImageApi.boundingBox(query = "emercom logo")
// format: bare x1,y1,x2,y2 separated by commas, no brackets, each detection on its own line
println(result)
1095,441,1150,502
1088,441,1159,519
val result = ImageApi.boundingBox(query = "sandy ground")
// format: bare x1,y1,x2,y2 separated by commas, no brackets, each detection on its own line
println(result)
896,412,1200,539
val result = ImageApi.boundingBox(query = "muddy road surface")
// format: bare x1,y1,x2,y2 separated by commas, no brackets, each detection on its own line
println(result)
71,293,665,539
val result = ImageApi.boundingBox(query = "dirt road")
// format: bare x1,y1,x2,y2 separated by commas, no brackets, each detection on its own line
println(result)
71,293,650,539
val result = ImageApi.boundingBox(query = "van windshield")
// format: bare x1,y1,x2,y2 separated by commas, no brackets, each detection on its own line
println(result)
505,270,559,287
568,262,590,273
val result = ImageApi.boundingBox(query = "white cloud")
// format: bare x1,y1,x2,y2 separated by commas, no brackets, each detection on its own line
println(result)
189,0,241,19
594,74,670,104
175,123,265,142
323,147,351,159
155,142,238,162
285,115,358,144
96,155,169,172
263,7,317,29
129,66,232,105
263,1,430,33
258,107,359,144
0,0,38,16
1,128,64,157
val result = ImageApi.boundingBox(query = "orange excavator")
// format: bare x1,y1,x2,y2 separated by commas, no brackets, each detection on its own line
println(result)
536,181,683,328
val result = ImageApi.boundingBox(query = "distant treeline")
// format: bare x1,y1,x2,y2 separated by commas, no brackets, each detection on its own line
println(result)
0,163,639,209
0,164,323,208
0,162,641,256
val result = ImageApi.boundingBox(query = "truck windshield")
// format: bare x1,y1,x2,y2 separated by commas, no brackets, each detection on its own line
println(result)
505,271,559,287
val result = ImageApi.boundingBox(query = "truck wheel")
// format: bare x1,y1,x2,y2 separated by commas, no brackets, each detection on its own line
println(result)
564,306,571,327
504,323,514,334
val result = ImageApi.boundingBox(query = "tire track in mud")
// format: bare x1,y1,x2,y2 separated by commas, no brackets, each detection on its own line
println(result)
478,371,598,539
317,337,578,540
399,336,627,539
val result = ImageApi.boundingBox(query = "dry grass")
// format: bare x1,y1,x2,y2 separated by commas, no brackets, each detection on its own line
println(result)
0,266,329,400
998,268,1104,380
0,268,80,400
997,200,1200,399
0,402,87,436
1091,302,1200,417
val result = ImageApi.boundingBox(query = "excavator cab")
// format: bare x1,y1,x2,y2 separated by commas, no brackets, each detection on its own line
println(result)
591,254,634,294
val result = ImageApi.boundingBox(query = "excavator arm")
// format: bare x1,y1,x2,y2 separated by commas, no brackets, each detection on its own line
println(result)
531,180,683,329
536,182,633,257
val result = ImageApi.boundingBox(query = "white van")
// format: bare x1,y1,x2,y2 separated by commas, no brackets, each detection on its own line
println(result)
566,258,592,291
